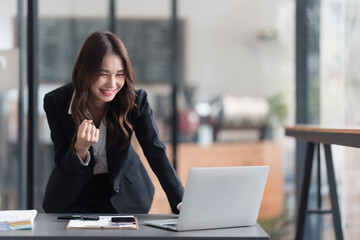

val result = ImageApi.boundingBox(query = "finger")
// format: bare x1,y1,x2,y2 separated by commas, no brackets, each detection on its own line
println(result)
84,119,93,127
81,119,92,126
85,119,95,135
93,128,100,143
87,124,95,141
84,122,91,135
78,121,88,139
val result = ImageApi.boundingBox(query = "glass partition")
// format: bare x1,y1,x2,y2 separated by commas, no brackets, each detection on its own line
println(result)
37,0,109,211
0,0,26,210
321,0,360,238
173,1,295,238
1,1,298,239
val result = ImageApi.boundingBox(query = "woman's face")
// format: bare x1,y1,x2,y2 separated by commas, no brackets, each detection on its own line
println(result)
89,52,126,107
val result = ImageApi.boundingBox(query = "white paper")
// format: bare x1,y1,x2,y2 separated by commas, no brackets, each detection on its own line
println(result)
67,215,136,229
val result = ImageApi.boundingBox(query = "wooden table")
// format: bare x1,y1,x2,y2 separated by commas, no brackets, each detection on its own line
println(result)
285,125,360,240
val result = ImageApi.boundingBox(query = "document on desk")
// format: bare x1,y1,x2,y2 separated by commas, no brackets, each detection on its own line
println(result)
0,209,37,230
65,216,138,230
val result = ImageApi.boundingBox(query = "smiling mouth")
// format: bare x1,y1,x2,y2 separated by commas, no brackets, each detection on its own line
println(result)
100,89,116,95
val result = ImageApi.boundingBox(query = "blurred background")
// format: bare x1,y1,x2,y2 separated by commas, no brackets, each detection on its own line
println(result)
1,0,360,239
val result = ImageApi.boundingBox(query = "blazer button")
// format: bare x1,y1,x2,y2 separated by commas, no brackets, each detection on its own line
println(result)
116,186,120,193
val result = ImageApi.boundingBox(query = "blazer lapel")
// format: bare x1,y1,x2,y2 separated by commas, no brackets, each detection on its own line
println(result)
61,87,76,142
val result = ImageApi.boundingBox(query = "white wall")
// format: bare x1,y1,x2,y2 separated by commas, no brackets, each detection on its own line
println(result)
0,0,17,50
178,0,294,102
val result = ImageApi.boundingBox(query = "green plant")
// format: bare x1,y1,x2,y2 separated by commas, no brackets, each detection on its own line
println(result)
267,93,288,123
258,210,293,240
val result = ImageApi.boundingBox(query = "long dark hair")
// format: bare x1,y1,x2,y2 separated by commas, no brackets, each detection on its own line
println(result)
70,31,136,151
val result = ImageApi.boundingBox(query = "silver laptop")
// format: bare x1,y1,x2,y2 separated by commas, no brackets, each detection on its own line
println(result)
144,165,269,231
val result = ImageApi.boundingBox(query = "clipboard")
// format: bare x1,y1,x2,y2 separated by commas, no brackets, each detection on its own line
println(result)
65,216,138,230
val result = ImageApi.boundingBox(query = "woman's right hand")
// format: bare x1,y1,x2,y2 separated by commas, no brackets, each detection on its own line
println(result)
74,119,99,161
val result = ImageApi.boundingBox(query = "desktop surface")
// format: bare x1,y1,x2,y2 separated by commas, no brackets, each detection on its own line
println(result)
0,214,269,239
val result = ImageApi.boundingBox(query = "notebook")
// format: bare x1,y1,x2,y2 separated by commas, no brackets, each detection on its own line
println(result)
144,165,269,231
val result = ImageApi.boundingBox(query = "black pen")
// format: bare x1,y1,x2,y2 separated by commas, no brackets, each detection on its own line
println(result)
80,216,99,221
56,215,99,221
57,215,82,220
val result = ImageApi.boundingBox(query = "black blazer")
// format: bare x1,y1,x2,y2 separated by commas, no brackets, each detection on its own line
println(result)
42,83,184,214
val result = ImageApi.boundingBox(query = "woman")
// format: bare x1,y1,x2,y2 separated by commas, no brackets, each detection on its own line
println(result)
42,31,184,214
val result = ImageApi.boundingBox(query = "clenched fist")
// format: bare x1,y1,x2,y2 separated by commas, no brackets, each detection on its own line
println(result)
74,119,99,161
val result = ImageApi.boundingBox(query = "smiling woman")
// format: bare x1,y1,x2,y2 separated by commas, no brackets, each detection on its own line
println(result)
42,31,184,214
90,53,125,104
88,53,126,128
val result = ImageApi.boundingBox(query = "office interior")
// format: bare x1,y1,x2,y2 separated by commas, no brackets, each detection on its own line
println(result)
0,0,360,239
